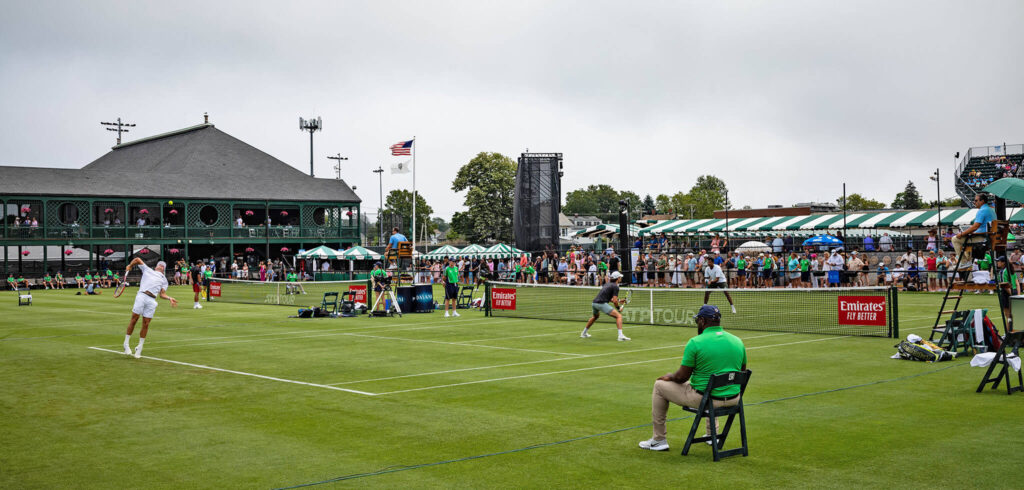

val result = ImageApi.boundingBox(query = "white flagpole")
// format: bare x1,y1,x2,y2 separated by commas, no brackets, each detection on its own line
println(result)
412,137,416,260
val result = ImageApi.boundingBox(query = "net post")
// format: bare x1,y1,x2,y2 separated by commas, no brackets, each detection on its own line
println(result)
484,282,491,317
889,286,899,338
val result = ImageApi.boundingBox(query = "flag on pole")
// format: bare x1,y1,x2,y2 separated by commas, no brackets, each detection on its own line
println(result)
391,159,412,174
391,139,413,156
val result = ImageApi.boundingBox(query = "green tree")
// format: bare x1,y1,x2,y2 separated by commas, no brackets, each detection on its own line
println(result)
670,192,698,218
451,152,517,243
655,194,673,214
563,184,621,219
687,175,729,218
642,194,656,215
383,189,434,239
837,193,886,211
891,181,924,209
432,217,450,234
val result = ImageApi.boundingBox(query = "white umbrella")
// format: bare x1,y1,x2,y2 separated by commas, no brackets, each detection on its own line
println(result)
297,245,344,260
734,241,772,254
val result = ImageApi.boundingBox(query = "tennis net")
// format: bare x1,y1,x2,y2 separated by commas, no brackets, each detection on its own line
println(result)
211,278,371,306
485,282,898,337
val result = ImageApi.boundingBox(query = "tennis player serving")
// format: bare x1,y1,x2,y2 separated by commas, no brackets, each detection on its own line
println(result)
122,257,177,358
703,255,736,314
581,271,630,341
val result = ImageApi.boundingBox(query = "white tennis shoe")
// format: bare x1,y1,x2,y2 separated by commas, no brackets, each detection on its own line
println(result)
580,331,591,338
618,334,631,341
133,347,142,359
123,344,132,356
452,311,461,317
638,438,669,451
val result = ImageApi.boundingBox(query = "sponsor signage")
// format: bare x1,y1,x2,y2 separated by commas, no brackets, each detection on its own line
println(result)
209,282,221,297
491,288,517,310
348,284,367,303
837,296,886,326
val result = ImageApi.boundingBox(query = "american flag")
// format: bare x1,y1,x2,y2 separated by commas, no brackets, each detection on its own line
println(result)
391,139,413,156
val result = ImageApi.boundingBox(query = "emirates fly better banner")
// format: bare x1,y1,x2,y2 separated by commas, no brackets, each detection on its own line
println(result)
491,288,517,310
837,296,886,326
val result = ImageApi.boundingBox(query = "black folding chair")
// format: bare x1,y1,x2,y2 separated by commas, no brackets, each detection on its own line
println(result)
457,286,474,309
977,331,1023,395
681,370,751,461
320,292,339,316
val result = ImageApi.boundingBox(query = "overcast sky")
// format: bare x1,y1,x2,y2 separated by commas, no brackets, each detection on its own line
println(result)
1,1,1022,219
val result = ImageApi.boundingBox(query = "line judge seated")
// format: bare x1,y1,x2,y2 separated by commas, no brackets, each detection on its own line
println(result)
384,227,409,258
952,192,995,268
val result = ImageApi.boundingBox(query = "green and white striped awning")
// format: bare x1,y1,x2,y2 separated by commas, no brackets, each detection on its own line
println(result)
423,245,460,259
573,223,640,238
631,207,1024,237
478,243,525,259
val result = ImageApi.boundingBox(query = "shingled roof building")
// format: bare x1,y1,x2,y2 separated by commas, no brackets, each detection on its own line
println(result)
1,121,361,276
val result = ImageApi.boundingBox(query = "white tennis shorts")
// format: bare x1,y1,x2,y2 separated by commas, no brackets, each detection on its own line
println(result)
132,293,158,318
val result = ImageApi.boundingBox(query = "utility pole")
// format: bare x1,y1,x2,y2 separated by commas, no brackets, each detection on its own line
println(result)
299,117,322,177
373,166,384,246
930,168,941,229
327,153,348,180
100,117,136,145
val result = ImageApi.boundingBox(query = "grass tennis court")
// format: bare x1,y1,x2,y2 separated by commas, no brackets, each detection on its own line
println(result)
0,285,1018,488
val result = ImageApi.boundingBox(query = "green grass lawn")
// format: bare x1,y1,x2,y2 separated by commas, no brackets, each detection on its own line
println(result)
0,285,1019,488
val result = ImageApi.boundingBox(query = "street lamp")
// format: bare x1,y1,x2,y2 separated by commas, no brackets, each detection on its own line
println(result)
373,166,384,245
929,168,940,232
299,117,322,177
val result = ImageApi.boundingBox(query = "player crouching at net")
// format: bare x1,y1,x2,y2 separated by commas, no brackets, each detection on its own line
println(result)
443,258,460,317
703,255,736,314
581,271,630,341
122,258,177,359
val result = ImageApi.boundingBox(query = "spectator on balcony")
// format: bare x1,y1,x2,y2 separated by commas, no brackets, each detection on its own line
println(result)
863,234,875,251
236,215,244,228
878,232,894,252
136,216,146,227
926,229,938,252
772,235,784,253
30,218,39,228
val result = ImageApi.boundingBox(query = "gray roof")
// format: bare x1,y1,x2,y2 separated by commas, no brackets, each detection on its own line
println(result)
0,124,360,203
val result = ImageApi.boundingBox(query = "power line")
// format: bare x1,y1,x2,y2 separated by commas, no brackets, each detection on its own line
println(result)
100,117,136,145
327,153,348,180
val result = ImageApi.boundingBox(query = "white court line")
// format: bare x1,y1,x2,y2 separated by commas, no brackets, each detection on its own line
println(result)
326,332,792,386
87,347,377,396
457,325,661,343
149,317,526,346
135,318,534,350
370,333,878,396
341,332,585,357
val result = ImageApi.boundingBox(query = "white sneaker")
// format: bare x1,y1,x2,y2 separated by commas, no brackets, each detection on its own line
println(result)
133,348,142,359
731,305,737,314
444,311,450,318
123,344,132,356
196,303,203,309
580,331,591,338
453,311,461,317
638,438,669,451
618,334,631,341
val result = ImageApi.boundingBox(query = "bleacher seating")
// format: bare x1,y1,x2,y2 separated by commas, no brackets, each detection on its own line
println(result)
955,149,1024,206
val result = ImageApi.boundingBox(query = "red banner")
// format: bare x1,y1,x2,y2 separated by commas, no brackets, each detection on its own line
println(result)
209,282,221,297
349,284,367,303
491,288,517,310
837,296,886,326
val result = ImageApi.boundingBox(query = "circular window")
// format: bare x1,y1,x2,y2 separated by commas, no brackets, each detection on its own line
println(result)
199,205,219,226
312,208,327,226
58,203,79,224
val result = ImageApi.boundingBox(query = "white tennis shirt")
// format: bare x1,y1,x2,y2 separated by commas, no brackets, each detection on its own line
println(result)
137,264,168,297
704,264,727,284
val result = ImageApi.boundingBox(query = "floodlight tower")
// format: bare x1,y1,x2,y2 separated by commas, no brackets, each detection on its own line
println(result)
100,117,136,145
299,117,322,177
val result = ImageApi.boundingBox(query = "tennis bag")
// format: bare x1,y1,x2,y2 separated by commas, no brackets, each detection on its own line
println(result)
895,340,955,362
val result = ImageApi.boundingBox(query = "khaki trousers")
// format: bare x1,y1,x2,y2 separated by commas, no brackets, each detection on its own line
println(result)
651,379,739,440
951,234,986,267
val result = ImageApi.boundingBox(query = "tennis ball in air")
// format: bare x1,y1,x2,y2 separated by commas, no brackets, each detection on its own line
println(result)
168,200,174,205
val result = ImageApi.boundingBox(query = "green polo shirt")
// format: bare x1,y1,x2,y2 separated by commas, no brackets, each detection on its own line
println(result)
203,270,213,279
524,265,535,275
800,258,810,272
681,326,747,398
736,258,746,270
6,277,15,285
44,275,52,281
105,269,113,278
75,275,82,281
598,262,608,272
370,268,387,280
444,266,458,284
286,272,298,282
84,274,92,281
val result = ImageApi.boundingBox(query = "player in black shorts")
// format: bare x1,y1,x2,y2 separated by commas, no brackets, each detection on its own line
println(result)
581,271,630,341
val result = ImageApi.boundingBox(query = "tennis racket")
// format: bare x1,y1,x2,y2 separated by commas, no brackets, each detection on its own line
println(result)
112,269,130,298
618,289,632,311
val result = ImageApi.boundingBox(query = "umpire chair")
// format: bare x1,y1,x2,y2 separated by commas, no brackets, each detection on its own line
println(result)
681,370,752,461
